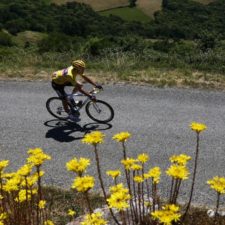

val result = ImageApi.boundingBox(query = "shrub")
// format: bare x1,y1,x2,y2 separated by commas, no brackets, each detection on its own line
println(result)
0,31,13,46
38,33,84,53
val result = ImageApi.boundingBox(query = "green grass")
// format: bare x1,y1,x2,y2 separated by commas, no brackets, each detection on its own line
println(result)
43,186,105,225
99,7,151,22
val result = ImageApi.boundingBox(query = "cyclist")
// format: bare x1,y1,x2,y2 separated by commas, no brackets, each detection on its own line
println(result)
51,60,102,120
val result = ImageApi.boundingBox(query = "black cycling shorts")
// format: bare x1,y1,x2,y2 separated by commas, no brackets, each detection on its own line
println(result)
51,81,73,100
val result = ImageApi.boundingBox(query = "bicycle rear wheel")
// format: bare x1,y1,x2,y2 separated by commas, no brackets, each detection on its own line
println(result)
46,97,69,120
85,100,114,123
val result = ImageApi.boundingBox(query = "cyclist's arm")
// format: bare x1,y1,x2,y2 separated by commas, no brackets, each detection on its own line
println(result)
75,86,92,98
81,75,98,87
72,85,92,98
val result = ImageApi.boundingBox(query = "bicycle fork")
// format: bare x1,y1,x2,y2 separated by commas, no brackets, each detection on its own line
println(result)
92,102,101,113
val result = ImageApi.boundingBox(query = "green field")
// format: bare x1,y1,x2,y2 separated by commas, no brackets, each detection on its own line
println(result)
99,7,151,22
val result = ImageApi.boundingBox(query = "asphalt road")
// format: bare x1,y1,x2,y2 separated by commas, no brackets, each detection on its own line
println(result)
0,80,225,206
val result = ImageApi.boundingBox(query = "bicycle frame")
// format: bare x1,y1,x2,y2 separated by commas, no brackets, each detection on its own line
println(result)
67,88,101,111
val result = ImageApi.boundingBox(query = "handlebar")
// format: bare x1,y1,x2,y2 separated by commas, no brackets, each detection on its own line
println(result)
90,87,103,95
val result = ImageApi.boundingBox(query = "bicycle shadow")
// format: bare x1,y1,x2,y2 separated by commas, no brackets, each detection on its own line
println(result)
44,119,112,142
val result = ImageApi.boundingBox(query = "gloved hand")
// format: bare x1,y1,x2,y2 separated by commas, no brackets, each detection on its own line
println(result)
95,84,103,90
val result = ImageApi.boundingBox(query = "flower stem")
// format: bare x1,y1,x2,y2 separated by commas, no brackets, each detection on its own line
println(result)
84,192,93,214
122,142,136,223
215,192,220,220
94,145,120,225
132,171,138,223
122,142,127,160
183,132,200,220
173,179,182,204
36,165,42,225
169,178,174,203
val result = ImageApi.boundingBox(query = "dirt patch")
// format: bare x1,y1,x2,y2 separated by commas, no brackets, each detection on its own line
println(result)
137,0,162,17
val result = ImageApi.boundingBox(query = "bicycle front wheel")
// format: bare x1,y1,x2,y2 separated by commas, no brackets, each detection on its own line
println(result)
85,100,114,123
46,97,69,120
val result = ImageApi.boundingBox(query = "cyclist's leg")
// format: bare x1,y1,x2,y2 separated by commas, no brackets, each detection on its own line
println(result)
51,81,70,113
64,83,81,121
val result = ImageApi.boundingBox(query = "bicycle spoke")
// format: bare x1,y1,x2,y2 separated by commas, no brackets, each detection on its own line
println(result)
46,97,69,120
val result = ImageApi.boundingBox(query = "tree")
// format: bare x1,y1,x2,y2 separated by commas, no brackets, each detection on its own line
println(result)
0,31,13,46
162,0,169,8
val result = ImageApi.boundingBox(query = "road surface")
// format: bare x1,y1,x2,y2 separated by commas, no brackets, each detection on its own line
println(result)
0,80,225,206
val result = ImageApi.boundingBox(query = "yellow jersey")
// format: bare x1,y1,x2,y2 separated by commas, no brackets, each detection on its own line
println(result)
52,66,77,86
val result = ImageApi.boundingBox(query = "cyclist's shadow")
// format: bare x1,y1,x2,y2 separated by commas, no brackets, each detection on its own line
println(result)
44,119,112,142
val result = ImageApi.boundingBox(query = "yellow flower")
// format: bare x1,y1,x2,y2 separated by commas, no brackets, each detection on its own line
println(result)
17,164,32,177
151,204,181,225
145,167,161,184
107,186,131,211
0,213,7,225
0,212,7,220
121,158,137,170
68,209,76,217
106,170,121,179
22,172,43,188
112,132,131,142
131,163,142,171
190,122,207,133
81,212,107,225
0,161,9,171
15,189,36,202
66,157,90,175
133,175,144,183
27,148,43,155
72,176,95,192
44,220,54,225
82,131,105,145
137,153,149,164
30,188,38,196
39,200,46,209
3,174,21,192
2,172,15,180
109,183,126,194
166,165,189,180
27,148,51,166
169,154,191,166
207,176,225,194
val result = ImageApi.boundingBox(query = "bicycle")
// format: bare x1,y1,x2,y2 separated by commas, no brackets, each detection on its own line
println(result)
46,88,114,123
